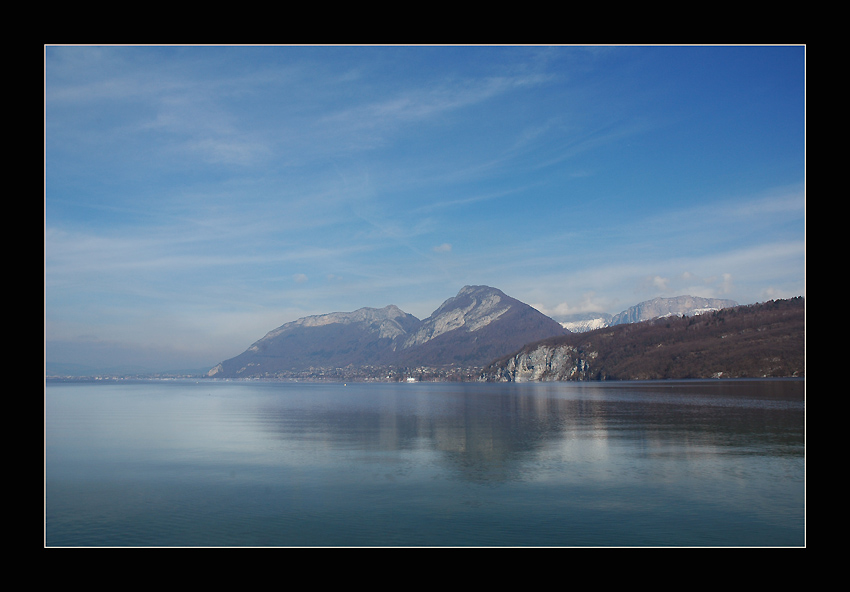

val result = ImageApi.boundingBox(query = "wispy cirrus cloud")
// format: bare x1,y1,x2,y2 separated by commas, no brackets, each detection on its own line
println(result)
45,46,805,371
317,72,551,143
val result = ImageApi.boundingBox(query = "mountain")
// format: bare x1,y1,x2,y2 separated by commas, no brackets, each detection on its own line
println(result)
395,285,569,367
610,295,738,326
208,305,420,378
209,286,568,379
481,297,804,382
558,312,613,333
556,295,739,333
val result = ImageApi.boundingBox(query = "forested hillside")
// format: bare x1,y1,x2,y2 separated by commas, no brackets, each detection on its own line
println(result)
482,297,804,381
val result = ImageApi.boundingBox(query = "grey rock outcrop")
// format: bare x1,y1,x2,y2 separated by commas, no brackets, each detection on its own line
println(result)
485,344,596,382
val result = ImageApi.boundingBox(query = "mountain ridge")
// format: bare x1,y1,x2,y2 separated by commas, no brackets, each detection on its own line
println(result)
209,285,568,378
558,295,739,332
610,295,738,325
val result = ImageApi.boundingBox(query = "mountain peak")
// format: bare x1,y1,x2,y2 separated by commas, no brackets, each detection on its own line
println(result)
458,284,501,294
455,285,509,301
404,286,511,347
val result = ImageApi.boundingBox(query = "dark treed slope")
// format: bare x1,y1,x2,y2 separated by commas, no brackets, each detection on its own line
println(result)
481,297,804,382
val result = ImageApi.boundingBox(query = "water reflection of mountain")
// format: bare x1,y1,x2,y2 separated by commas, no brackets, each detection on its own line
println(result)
253,384,586,483
252,381,803,483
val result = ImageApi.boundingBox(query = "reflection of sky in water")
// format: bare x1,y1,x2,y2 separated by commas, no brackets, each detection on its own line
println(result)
46,379,804,546
47,379,804,476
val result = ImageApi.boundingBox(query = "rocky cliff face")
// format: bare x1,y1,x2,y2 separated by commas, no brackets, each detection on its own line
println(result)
485,344,596,382
401,286,511,348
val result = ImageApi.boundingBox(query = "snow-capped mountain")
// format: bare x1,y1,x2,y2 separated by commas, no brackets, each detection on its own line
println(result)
558,312,614,333
557,296,739,332
609,295,738,325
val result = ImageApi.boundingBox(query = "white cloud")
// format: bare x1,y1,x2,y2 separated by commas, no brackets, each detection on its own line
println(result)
532,292,607,318
45,48,805,372
321,72,549,136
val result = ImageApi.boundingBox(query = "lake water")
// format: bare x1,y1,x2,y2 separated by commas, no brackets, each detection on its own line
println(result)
45,379,805,547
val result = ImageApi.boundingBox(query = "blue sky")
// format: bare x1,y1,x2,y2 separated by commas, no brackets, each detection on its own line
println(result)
45,45,805,372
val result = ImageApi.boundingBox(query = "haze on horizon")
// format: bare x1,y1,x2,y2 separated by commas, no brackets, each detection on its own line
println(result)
45,45,805,373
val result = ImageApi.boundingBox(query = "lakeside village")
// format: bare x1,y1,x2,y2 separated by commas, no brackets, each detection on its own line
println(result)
46,365,482,383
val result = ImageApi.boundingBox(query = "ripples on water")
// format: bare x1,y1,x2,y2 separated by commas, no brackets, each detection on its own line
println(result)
45,379,804,546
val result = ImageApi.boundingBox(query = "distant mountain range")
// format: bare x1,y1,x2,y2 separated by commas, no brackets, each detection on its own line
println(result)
209,289,772,380
209,285,568,379
558,295,739,332
47,288,802,381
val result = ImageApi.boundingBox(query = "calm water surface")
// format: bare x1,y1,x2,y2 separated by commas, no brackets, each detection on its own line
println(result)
45,379,805,546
